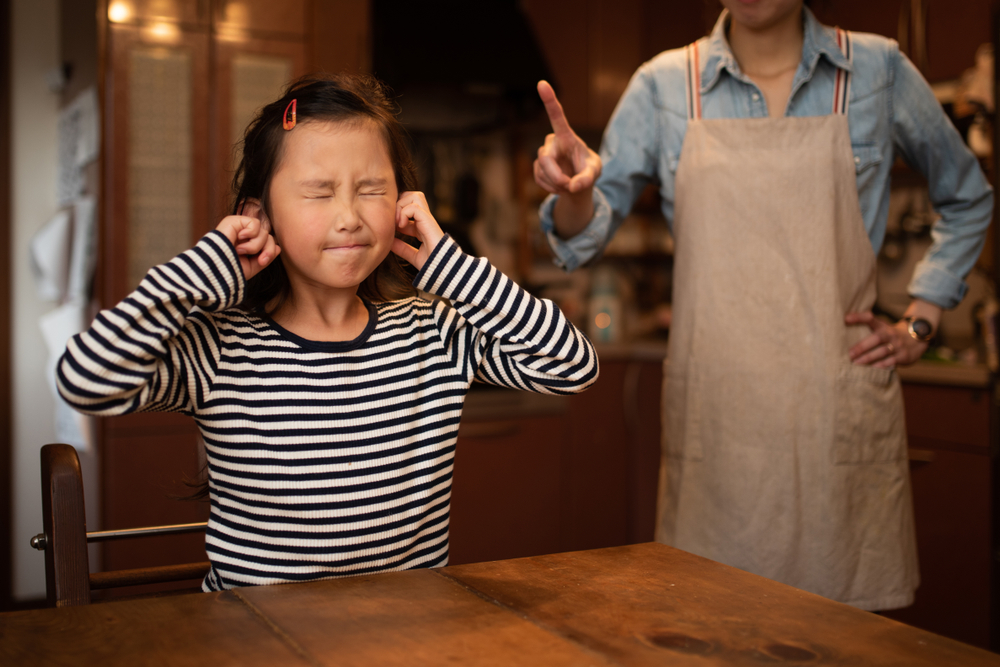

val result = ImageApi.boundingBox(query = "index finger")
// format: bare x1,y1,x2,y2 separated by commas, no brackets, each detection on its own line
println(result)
538,80,573,137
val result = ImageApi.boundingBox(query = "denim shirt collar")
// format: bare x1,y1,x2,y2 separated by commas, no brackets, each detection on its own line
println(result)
700,7,852,94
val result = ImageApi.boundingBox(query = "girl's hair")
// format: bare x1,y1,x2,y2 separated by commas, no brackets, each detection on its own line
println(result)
232,73,419,314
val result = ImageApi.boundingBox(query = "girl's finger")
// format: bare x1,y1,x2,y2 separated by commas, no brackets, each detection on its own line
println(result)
257,235,279,268
391,237,419,266
236,231,268,256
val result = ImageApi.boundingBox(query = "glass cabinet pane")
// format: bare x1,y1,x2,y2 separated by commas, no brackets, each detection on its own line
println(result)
127,47,192,290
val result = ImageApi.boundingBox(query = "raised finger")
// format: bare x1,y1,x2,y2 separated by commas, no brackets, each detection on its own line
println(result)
538,80,573,137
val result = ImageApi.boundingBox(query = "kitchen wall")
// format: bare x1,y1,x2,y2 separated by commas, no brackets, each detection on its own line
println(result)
10,0,60,601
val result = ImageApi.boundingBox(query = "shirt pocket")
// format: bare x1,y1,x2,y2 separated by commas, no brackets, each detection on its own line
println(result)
851,142,882,175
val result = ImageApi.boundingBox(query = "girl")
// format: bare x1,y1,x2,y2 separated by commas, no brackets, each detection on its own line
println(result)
533,0,992,611
58,74,598,591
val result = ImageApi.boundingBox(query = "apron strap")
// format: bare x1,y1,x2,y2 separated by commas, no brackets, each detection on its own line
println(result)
833,28,852,116
685,41,702,121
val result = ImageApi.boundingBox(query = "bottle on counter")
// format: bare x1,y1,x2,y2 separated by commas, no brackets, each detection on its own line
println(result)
588,265,622,344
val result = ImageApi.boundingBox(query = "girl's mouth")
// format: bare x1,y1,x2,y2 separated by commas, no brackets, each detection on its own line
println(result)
326,244,367,251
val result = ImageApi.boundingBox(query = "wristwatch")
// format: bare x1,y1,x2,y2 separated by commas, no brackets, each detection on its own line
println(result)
904,316,934,342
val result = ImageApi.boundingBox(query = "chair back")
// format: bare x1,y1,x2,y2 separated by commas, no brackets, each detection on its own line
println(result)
33,443,210,606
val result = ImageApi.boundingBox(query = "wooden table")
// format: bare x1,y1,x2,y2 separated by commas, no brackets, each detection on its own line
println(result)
2,542,998,666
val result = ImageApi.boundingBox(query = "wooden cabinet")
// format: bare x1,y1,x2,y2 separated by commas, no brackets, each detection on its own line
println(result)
520,0,710,132
448,358,663,565
883,379,993,650
97,0,311,582
449,412,566,565
520,0,994,135
812,0,995,83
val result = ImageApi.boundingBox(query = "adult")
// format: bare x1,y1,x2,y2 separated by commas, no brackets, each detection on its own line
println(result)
534,0,992,611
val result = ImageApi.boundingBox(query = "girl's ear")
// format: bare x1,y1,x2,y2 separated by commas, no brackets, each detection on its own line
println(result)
239,198,271,232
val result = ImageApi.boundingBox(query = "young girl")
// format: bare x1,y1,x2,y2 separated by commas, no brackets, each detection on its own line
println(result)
58,74,598,591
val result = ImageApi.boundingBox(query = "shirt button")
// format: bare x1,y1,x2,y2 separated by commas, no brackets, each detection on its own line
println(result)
752,93,760,101
854,156,861,164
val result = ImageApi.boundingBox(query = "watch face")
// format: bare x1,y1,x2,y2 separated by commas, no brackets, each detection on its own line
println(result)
910,318,933,340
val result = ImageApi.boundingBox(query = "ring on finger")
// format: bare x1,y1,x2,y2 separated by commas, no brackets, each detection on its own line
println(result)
886,343,895,354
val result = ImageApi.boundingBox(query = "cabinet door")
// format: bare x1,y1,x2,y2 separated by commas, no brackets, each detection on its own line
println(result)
448,414,566,565
104,22,211,304
211,39,307,219
562,358,661,551
98,0,307,584
881,382,992,649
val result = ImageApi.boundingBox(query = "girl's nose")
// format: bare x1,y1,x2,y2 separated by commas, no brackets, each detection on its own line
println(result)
333,201,363,232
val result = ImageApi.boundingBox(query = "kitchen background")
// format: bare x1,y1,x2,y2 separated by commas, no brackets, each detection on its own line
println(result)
4,0,999,652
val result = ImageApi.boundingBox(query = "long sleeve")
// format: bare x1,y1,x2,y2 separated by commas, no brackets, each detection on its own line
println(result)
57,231,244,416
415,236,598,394
891,48,994,309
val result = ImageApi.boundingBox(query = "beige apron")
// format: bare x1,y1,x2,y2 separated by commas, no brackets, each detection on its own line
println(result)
658,33,918,611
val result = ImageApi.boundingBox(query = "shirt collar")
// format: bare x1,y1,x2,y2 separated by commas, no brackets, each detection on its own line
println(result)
699,6,852,94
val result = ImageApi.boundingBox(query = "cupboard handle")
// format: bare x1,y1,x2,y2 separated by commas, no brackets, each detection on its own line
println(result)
908,449,936,463
458,422,520,439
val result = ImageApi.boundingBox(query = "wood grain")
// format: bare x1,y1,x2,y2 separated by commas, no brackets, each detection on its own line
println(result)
234,568,615,666
41,445,91,607
0,590,311,667
442,543,1000,667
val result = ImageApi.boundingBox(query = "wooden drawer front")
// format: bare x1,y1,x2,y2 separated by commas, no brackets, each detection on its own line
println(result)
449,415,566,565
901,382,990,452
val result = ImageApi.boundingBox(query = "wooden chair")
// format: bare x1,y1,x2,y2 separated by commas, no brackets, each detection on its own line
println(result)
31,443,211,607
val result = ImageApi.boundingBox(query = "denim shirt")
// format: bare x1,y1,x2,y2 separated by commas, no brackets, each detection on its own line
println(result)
540,8,993,309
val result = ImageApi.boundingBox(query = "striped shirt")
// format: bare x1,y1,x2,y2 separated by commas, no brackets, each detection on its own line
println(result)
58,231,598,591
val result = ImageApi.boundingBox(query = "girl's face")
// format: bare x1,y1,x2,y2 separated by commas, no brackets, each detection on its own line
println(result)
720,0,803,31
265,120,399,297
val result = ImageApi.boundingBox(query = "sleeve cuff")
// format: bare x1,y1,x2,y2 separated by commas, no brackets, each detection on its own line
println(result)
907,260,968,309
539,190,615,272
191,230,246,311
413,234,473,299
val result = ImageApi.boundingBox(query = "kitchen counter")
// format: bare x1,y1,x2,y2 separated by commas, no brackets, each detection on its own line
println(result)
897,360,991,388
594,340,992,388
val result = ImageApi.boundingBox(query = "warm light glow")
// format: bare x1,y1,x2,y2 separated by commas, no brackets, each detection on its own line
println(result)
108,1,132,22
594,313,612,330
225,2,249,26
145,21,181,43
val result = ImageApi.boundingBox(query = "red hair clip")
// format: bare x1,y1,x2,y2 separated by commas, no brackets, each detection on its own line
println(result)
282,99,297,130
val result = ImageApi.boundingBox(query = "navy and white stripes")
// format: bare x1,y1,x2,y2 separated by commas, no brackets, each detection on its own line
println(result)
58,231,598,590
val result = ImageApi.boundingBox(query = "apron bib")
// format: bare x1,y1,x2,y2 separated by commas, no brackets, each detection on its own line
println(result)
657,31,918,611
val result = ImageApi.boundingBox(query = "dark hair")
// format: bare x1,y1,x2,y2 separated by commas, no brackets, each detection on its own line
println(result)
232,73,418,314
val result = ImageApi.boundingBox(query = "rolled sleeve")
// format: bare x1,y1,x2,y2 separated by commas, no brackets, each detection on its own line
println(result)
892,47,994,308
907,260,970,309
539,190,615,271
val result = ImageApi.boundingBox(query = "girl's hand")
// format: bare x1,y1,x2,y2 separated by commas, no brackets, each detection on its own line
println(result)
392,191,444,271
215,203,280,281
846,311,927,368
